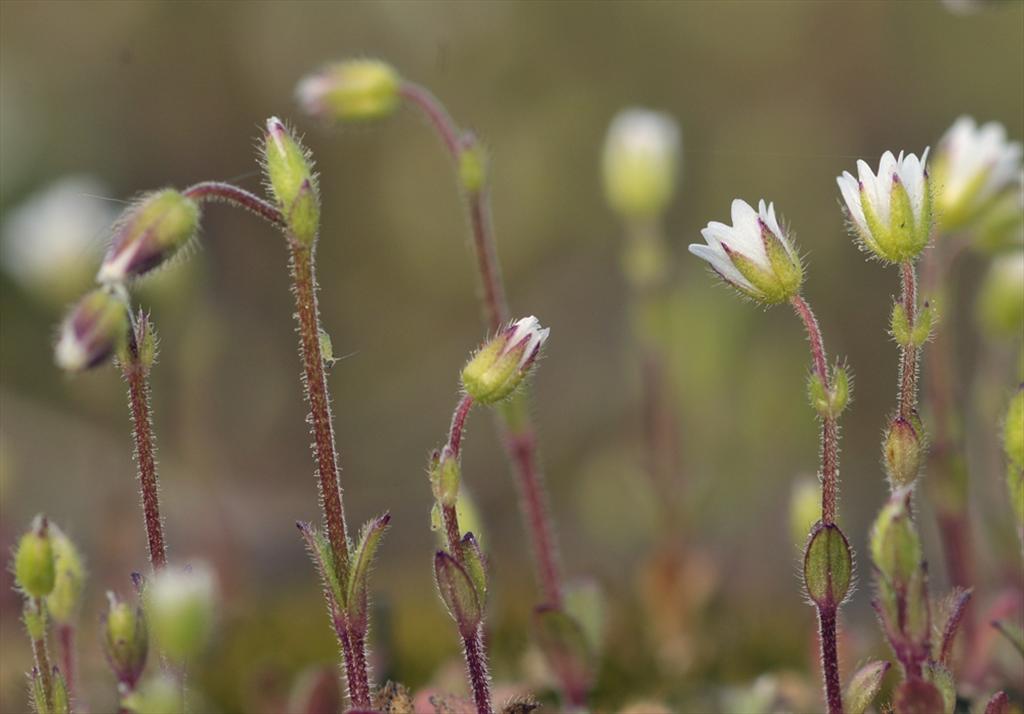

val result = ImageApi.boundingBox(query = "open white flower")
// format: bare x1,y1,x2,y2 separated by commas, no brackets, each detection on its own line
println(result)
602,108,680,219
932,116,1022,231
688,198,803,304
836,149,932,263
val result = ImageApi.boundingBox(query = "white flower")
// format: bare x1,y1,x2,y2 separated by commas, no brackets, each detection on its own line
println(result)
836,149,932,262
462,316,549,404
688,198,803,304
146,562,217,662
602,108,680,219
504,316,550,370
933,116,1022,230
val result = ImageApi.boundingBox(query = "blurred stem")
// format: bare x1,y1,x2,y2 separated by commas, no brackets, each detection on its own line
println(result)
817,604,843,714
122,326,167,571
57,623,76,706
898,261,920,421
790,295,838,525
399,81,566,612
31,599,54,712
182,181,285,228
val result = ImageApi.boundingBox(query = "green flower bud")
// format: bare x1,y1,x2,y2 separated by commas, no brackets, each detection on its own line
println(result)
97,189,200,284
808,364,852,419
843,660,890,714
870,488,921,588
976,251,1024,340
102,592,148,689
121,674,183,714
46,524,85,625
262,117,320,246
602,108,680,220
462,316,549,404
429,446,461,507
433,550,481,638
803,521,853,607
296,59,400,123
55,288,130,372
458,134,487,194
145,563,216,663
14,515,55,598
459,532,488,608
884,417,923,488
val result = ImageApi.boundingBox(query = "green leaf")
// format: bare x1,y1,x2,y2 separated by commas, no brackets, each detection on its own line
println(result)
460,532,487,607
346,513,391,633
843,660,890,714
296,521,345,612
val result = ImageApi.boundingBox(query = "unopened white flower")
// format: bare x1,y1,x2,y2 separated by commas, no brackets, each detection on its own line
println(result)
602,108,680,219
462,316,550,404
837,149,932,262
932,117,1022,231
296,59,400,123
146,562,217,662
688,198,803,304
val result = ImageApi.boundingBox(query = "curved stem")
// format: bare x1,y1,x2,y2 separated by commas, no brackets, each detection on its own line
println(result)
817,604,844,714
57,624,76,705
448,394,474,458
182,181,285,228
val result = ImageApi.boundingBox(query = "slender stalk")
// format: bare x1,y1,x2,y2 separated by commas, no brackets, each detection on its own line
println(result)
400,81,565,610
897,261,920,421
463,629,494,714
182,181,285,228
818,604,843,714
31,599,54,712
57,623,75,704
448,394,474,457
346,631,372,711
122,330,167,571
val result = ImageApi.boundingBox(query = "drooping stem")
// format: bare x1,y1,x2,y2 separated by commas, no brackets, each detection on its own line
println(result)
817,604,844,714
183,181,285,228
400,81,566,612
897,261,920,421
790,295,838,525
122,330,167,571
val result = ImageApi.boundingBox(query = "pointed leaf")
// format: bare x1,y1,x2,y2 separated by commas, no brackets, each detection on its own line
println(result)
346,512,391,634
460,532,488,607
434,550,481,638
935,587,972,664
844,660,890,714
297,521,345,612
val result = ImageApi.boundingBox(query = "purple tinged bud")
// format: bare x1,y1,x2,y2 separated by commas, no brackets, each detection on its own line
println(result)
461,316,550,404
55,288,129,371
101,591,148,689
97,189,199,283
433,550,482,638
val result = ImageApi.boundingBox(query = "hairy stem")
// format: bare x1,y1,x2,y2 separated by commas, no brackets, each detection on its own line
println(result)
182,181,285,228
817,604,844,714
790,295,838,525
31,600,54,712
57,624,75,705
122,334,167,570
463,627,494,714
448,394,475,458
898,261,920,421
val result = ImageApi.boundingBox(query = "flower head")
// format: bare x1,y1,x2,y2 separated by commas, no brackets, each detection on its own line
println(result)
837,149,932,263
688,198,803,304
462,316,549,404
602,108,681,219
932,117,1022,231
55,288,130,371
296,59,401,123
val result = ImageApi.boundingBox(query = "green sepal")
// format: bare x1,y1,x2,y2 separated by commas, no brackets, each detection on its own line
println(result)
870,488,921,587
724,245,790,305
297,521,346,612
15,516,55,599
434,550,482,638
47,524,85,625
50,669,70,714
803,521,853,607
762,224,803,298
345,513,391,634
843,660,890,714
460,532,488,607
922,662,955,714
458,139,487,194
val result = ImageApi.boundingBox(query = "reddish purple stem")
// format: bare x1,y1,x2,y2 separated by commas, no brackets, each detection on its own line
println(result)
182,181,285,228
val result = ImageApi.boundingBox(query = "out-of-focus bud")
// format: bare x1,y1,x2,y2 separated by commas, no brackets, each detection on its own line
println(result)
97,189,199,284
121,674,183,714
296,59,400,123
837,150,932,263
975,251,1024,339
807,364,852,419
974,176,1023,252
14,515,55,598
689,199,803,304
51,668,71,714
262,117,320,246
429,446,461,507
145,563,217,663
47,524,85,625
433,550,482,638
843,660,890,714
602,108,680,220
931,117,1022,233
533,606,594,706
883,417,924,488
891,301,935,349
984,691,1010,714
1005,388,1024,532
462,316,549,404
789,477,821,547
870,488,921,589
802,521,853,608
55,288,130,372
564,579,606,658
102,592,148,689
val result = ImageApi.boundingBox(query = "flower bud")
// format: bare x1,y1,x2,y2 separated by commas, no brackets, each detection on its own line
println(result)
97,189,199,284
55,288,130,371
262,117,320,246
974,177,1023,253
296,59,400,123
807,364,852,419
14,515,55,598
802,521,853,607
145,562,217,663
883,417,923,488
844,660,890,714
47,524,85,625
429,446,461,507
121,674,183,714
837,150,932,263
931,116,1022,233
458,134,487,194
460,532,488,607
870,488,921,589
434,550,482,638
689,199,803,304
102,591,148,688
462,316,549,404
976,251,1024,340
602,108,680,220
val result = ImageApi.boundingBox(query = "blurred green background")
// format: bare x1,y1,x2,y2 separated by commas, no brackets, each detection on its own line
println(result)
1,1,1021,712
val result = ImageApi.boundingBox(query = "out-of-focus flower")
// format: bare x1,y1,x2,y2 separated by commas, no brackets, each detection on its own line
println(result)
837,149,932,262
932,117,1022,232
145,562,217,663
0,176,115,302
462,316,549,404
296,59,401,123
54,288,130,372
688,198,803,304
974,172,1023,252
976,250,1024,339
602,108,680,220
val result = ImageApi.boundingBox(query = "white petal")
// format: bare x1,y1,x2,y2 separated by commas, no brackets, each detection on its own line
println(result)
837,172,867,232
727,199,769,266
689,242,754,291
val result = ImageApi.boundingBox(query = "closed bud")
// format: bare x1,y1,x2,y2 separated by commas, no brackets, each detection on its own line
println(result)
602,108,680,220
976,251,1024,340
460,532,488,606
433,550,482,638
884,417,923,488
458,134,487,194
462,316,549,404
870,488,921,589
102,591,148,688
296,59,400,123
47,524,85,625
844,660,890,714
55,288,130,371
14,515,55,598
802,521,853,607
837,150,932,263
262,117,320,246
429,446,461,507
146,562,217,663
97,189,199,284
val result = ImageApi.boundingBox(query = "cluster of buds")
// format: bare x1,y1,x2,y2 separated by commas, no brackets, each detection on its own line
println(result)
262,117,320,247
602,108,680,221
462,316,549,404
688,199,804,304
296,59,401,123
102,591,148,691
837,149,933,264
